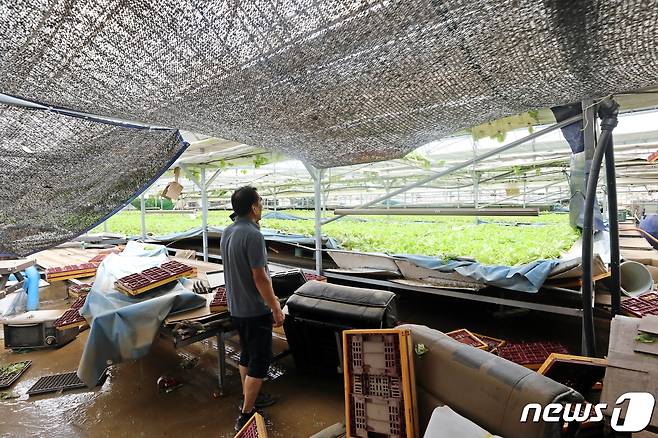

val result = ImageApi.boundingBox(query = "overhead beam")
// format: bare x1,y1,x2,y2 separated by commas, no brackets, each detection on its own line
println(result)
333,207,539,217
322,114,583,226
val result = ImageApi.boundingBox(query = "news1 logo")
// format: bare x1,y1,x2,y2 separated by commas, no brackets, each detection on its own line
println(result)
520,392,656,432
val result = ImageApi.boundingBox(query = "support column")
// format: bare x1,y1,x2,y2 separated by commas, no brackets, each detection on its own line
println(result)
201,165,209,262
304,163,324,275
140,193,146,240
313,168,324,275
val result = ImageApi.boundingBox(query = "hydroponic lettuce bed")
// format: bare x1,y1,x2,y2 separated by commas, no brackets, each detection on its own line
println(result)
94,210,579,266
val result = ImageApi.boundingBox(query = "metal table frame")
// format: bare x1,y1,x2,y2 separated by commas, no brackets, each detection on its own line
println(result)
158,314,235,395
322,271,584,317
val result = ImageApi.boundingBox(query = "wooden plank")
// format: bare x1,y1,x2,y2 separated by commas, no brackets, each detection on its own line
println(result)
29,247,103,269
0,259,35,274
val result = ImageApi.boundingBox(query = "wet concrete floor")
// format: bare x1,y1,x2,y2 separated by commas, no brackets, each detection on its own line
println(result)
1,287,610,437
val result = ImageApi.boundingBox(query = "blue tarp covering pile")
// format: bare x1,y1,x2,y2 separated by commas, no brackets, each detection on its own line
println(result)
77,241,206,386
145,225,340,249
393,254,560,293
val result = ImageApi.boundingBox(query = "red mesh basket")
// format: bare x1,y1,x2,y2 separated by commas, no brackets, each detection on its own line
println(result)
498,341,569,367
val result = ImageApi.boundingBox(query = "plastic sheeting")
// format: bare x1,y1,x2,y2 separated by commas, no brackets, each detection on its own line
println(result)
568,151,605,231
146,225,341,249
0,104,186,256
640,215,658,250
77,242,206,386
394,254,560,293
2,2,658,167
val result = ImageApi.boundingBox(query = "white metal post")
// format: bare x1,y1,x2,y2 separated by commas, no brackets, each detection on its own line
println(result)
140,193,146,240
314,169,325,275
303,163,324,275
201,165,209,262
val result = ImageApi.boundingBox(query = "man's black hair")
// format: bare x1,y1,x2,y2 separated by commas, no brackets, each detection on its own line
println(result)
231,186,260,218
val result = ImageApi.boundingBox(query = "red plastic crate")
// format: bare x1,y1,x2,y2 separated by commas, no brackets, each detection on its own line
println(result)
344,329,417,438
498,342,569,369
234,412,267,438
473,333,506,353
446,329,488,349
349,333,401,377
351,394,404,437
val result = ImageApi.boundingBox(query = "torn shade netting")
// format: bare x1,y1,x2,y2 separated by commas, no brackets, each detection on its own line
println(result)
0,105,185,256
2,1,658,167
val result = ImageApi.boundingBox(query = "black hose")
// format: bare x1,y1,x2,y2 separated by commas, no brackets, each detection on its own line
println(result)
581,98,619,357
605,138,621,315
581,129,611,357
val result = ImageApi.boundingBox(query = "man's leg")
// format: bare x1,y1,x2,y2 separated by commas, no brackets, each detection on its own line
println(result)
241,314,273,413
239,365,248,389
242,375,263,413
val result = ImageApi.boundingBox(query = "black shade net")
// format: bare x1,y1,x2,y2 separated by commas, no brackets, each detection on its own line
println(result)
1,1,658,168
0,105,185,256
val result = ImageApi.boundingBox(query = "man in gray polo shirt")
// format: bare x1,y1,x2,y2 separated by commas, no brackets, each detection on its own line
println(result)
221,186,284,432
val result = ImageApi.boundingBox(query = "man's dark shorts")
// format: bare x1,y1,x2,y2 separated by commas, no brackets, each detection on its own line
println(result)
232,313,273,379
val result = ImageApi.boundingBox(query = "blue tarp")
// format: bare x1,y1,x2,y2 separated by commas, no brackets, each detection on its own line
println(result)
261,211,305,220
640,215,658,249
145,225,340,249
77,241,206,386
393,254,560,293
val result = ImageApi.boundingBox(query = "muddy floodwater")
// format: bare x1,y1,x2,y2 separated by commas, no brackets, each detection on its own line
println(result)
1,289,608,437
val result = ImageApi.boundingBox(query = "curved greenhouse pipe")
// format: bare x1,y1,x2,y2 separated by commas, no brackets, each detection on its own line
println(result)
581,98,619,357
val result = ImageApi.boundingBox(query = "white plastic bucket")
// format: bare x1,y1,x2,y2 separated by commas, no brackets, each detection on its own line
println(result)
620,261,654,297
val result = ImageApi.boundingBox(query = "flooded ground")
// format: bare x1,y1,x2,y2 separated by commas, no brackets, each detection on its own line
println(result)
0,286,609,437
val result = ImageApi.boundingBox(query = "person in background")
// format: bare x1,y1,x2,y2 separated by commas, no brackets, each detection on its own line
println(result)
220,186,285,431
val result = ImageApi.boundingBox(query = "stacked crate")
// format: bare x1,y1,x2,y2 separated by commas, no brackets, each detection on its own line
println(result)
46,263,99,282
621,292,658,317
114,261,194,295
343,328,417,438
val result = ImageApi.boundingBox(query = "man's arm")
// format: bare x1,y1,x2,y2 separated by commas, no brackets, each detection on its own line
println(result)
252,266,284,327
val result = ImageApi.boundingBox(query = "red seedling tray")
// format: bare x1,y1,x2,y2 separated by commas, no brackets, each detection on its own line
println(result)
160,261,193,276
210,287,227,307
46,263,98,275
498,342,569,368
53,308,85,329
302,272,326,282
116,273,151,290
621,293,658,317
68,283,92,296
70,296,87,310
141,267,171,282
446,329,488,349
88,254,108,264
473,333,506,352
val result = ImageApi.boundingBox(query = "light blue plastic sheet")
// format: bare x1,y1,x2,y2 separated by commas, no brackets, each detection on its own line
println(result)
393,254,560,293
77,241,206,386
